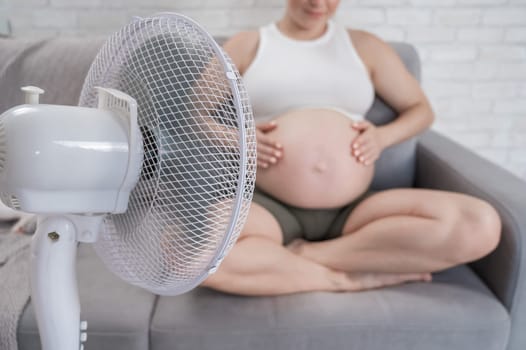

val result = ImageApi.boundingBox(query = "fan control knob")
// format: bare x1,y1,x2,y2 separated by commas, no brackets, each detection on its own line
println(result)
21,86,44,105
80,332,87,342
80,320,88,331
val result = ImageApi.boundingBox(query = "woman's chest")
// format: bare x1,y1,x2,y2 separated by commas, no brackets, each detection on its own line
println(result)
243,52,374,121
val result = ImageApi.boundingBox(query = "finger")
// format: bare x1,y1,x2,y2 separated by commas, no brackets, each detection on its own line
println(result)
256,120,276,128
256,131,273,144
352,153,364,163
352,130,373,147
351,146,361,157
354,143,373,157
359,146,375,158
351,136,365,149
258,153,278,164
258,133,283,150
352,148,363,158
359,153,372,164
357,148,376,164
257,160,269,169
351,121,370,131
258,143,283,158
257,146,280,162
349,147,364,161
256,120,277,132
358,155,367,164
266,139,283,149
351,121,365,128
352,137,371,152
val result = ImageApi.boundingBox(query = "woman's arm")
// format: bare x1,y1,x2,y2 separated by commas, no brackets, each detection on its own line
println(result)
222,31,284,169
353,30,435,149
222,31,259,75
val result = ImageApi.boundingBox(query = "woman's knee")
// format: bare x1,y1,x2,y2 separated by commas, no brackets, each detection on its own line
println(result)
202,202,284,291
200,241,244,291
237,202,284,244
446,198,501,264
201,268,225,290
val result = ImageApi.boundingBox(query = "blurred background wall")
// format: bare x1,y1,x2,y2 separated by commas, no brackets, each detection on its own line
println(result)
1,0,525,181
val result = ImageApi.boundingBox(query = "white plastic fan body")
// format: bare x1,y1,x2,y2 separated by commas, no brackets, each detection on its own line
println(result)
0,86,142,350
0,90,141,214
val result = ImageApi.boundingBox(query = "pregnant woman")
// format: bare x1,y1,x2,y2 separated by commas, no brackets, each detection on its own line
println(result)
202,0,501,295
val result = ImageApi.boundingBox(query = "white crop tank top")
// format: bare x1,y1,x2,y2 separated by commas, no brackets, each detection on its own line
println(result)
243,20,375,122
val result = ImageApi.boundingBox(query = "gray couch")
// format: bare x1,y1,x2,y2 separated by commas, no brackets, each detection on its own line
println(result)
1,36,525,350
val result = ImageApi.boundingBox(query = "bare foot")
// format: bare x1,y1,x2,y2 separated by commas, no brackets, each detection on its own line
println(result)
11,213,37,235
286,238,320,263
286,238,308,255
328,270,432,292
288,239,433,292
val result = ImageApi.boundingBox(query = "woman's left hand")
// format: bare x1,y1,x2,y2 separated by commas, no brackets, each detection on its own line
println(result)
350,120,385,166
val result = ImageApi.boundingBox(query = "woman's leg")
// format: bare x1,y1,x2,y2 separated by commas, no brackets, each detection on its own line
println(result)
289,189,501,274
201,201,429,296
201,201,339,295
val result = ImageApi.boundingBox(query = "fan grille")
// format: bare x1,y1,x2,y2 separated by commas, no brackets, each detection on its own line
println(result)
79,13,256,295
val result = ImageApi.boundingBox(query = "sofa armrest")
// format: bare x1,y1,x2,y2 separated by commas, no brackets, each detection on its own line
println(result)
415,129,526,350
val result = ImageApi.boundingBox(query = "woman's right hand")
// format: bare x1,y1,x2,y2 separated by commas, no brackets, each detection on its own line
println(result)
256,121,283,169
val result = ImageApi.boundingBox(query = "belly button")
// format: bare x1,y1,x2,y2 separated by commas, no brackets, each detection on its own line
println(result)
313,161,328,173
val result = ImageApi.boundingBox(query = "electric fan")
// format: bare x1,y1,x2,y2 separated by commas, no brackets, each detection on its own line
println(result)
0,13,256,350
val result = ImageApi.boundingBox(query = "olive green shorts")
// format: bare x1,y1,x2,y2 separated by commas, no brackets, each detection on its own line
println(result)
252,189,376,245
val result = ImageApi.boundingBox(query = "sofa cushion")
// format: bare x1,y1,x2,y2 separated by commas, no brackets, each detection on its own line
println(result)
150,265,509,350
17,244,157,350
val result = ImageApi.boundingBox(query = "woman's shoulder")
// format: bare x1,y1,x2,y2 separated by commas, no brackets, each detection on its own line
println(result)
346,29,392,55
346,28,400,72
223,30,260,74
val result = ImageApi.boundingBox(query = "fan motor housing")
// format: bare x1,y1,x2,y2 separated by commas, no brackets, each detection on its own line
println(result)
0,104,140,214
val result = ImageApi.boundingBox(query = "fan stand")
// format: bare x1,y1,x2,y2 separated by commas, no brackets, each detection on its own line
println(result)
11,85,141,350
31,214,104,350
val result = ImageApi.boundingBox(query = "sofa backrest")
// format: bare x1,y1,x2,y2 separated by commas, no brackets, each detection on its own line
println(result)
0,37,421,190
0,37,106,109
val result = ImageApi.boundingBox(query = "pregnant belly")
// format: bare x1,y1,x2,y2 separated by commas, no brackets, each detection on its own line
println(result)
256,108,375,209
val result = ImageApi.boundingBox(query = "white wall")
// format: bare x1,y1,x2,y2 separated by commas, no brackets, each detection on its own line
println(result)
3,0,526,180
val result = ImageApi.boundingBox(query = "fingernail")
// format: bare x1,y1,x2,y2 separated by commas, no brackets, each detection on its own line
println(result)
353,143,359,149
355,149,360,155
359,156,365,162
276,143,283,149
270,157,277,163
274,151,282,157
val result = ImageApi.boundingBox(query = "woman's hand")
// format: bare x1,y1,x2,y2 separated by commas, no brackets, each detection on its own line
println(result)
350,120,385,166
256,120,283,169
